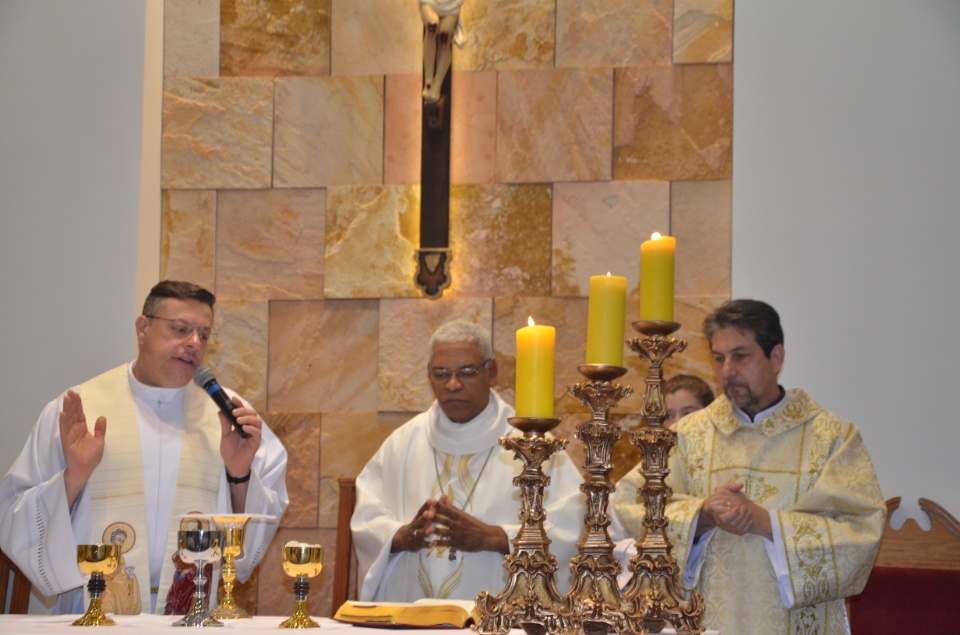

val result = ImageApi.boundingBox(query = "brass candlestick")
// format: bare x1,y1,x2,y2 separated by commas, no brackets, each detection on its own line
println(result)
73,544,120,626
475,417,567,635
621,321,704,635
560,364,633,635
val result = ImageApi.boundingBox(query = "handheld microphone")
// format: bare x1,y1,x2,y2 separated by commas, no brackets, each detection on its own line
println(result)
193,366,252,438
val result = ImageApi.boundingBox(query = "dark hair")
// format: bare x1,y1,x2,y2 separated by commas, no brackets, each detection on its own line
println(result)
664,374,714,408
703,299,784,357
142,280,216,316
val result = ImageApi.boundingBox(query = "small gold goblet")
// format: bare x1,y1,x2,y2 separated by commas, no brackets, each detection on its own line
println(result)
172,519,224,627
209,515,251,619
278,542,324,628
73,544,120,626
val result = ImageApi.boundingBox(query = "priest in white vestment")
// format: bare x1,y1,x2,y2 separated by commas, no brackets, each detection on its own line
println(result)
0,281,289,615
615,299,885,635
352,320,585,602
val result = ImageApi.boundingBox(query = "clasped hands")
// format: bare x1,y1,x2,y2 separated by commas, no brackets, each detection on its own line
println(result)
696,481,773,540
392,495,509,555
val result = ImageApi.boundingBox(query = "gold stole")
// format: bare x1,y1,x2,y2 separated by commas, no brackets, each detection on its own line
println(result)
82,364,222,614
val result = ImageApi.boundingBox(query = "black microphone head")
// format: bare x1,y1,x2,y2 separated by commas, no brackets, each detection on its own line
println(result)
193,366,217,388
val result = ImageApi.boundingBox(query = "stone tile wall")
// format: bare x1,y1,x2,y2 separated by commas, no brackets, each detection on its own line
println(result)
161,0,732,617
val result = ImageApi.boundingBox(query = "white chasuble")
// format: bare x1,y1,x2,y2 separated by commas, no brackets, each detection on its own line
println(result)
81,364,222,614
615,388,886,635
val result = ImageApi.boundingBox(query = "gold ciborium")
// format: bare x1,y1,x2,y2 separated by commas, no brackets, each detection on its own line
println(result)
73,544,120,626
209,515,251,619
279,542,324,628
172,518,224,627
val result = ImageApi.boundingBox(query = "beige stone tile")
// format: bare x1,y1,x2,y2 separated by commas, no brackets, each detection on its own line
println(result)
672,180,731,297
383,74,421,186
378,298,494,412
215,188,326,301
161,78,273,189
164,0,220,78
451,71,497,185
319,411,412,528
267,412,321,528
456,0,556,71
446,184,553,297
614,64,733,181
220,0,330,77
274,76,384,187
330,0,421,76
257,527,337,617
204,300,269,413
267,299,379,413
492,296,590,416
323,186,421,299
556,0,672,68
161,189,216,291
552,181,670,297
673,0,733,64
497,68,613,183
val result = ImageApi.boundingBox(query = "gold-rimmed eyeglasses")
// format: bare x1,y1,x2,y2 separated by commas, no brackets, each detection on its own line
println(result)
144,315,213,343
428,359,491,382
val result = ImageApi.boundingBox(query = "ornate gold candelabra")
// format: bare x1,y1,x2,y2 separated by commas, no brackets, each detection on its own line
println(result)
620,321,704,635
560,364,633,635
475,417,567,635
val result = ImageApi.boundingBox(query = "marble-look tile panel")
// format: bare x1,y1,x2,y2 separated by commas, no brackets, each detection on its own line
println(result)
164,0,219,78
268,299,379,413
257,527,336,617
266,412,321,528
378,298,494,412
274,76,384,187
216,188,326,300
323,186,421,299
672,180,731,297
160,189,216,291
673,0,733,63
613,64,733,181
456,0,556,71
552,181,670,297
556,0,672,68
383,74,421,186
330,0,421,76
319,411,412,528
204,300,269,413
497,68,613,183
447,184,553,297
493,296,590,416
220,0,331,77
161,78,273,189
451,71,497,185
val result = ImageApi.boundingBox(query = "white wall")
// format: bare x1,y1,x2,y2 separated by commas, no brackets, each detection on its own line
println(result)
0,2,147,486
733,0,960,524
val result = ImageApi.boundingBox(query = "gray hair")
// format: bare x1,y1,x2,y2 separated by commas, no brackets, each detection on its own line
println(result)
428,320,493,359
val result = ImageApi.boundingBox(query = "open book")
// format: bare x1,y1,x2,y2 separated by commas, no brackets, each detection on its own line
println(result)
333,599,479,629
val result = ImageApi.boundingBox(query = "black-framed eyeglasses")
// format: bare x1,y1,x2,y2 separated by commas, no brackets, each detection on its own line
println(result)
428,358,491,382
144,315,213,343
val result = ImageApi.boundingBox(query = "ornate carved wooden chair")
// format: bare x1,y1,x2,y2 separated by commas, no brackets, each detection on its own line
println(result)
847,497,960,635
1,548,31,614
331,477,359,614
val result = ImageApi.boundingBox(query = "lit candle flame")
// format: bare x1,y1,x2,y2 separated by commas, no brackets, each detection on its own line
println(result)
606,271,611,277
651,232,662,240
528,316,535,327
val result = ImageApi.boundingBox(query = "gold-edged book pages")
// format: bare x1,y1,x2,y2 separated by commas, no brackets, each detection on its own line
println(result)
333,599,479,629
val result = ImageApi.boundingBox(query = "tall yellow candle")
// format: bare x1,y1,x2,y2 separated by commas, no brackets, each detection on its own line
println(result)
586,273,627,366
639,232,676,321
515,317,555,418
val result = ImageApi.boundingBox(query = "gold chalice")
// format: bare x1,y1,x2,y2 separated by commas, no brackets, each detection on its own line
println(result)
278,542,324,628
73,544,120,626
209,515,251,619
172,518,224,627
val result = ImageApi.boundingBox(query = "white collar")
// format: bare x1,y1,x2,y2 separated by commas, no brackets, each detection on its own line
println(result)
426,390,509,455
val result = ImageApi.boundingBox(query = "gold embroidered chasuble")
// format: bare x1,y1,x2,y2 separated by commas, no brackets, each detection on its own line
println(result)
615,388,885,635
80,364,223,614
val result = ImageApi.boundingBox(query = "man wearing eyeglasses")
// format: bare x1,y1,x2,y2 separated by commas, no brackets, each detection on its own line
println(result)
351,319,584,602
0,280,289,616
